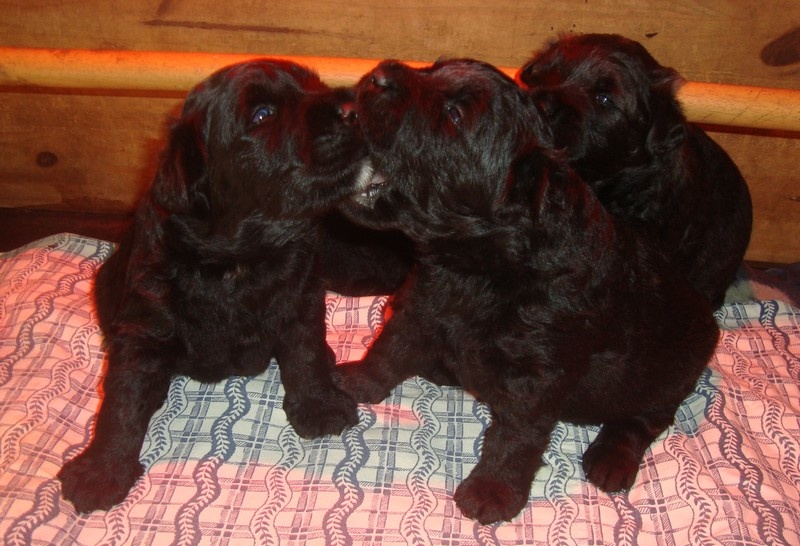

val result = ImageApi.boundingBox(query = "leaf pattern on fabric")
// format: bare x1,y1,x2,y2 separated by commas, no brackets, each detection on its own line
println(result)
1,235,799,545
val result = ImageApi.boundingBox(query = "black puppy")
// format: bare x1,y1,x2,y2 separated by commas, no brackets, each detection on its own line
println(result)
518,33,752,309
58,59,409,513
334,59,719,524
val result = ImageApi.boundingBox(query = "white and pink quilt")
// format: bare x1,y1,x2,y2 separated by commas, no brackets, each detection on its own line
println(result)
1,234,798,545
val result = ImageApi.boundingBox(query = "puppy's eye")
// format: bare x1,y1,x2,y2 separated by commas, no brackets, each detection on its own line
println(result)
446,104,463,125
595,93,613,107
251,105,276,125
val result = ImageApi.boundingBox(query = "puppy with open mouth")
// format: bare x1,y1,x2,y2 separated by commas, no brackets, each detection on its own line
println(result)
335,58,719,524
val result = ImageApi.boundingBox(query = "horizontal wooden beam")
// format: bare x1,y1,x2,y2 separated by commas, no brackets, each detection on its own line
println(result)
1,47,799,132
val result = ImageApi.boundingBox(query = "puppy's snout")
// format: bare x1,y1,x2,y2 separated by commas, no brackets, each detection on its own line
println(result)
338,102,358,125
517,65,535,88
534,91,558,118
369,68,392,90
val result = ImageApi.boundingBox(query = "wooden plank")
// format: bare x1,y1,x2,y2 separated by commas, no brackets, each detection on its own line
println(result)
0,92,181,212
1,1,797,263
679,82,800,132
0,48,403,92
707,131,800,264
1,1,798,89
2,48,800,132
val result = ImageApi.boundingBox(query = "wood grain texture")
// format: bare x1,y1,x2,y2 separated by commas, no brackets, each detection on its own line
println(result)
2,48,799,131
0,92,180,211
709,131,800,264
0,0,798,262
1,0,798,88
0,48,407,92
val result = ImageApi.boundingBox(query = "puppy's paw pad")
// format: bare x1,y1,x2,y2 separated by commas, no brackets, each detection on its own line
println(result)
582,441,641,492
58,453,144,513
284,389,359,439
454,474,528,525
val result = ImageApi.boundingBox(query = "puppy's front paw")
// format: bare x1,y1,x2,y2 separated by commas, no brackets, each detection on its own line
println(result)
283,387,359,439
58,451,144,513
582,439,641,492
332,363,392,404
454,473,529,525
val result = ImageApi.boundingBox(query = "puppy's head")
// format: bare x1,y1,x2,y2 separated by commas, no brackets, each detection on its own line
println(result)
344,58,548,240
517,33,686,179
152,59,366,239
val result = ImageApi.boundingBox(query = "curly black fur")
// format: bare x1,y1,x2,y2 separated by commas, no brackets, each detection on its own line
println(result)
58,60,410,513
518,33,752,308
334,59,719,524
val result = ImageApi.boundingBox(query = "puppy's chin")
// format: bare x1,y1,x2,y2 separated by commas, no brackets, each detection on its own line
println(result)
335,160,398,232
352,159,388,208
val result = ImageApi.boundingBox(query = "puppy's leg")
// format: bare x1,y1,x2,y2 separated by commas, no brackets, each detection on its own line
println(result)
333,308,437,403
418,366,460,387
581,412,675,492
58,354,172,513
454,406,557,525
277,301,359,439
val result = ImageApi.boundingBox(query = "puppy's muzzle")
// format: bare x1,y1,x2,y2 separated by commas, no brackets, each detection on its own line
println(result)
368,67,392,90
353,160,387,207
338,102,358,125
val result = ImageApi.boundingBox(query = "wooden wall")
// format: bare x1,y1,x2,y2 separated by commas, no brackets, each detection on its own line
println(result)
1,1,799,262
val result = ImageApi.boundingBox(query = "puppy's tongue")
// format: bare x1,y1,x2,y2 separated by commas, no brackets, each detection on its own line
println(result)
354,159,387,207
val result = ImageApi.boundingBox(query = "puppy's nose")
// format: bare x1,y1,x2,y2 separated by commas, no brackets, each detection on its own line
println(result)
534,91,557,118
517,65,536,88
338,102,358,125
369,68,391,90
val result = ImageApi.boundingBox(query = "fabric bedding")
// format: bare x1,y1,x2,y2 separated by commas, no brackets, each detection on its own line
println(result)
0,233,798,545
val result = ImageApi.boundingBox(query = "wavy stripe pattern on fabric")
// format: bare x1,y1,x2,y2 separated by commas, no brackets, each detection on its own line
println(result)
0,238,106,387
611,491,641,546
0,320,98,473
253,423,305,545
323,406,374,546
1,236,800,545
3,480,62,546
173,376,252,546
713,331,788,545
95,377,194,546
671,367,723,546
0,237,57,323
142,376,191,468
543,423,580,546
759,301,799,381
664,432,721,546
400,378,442,546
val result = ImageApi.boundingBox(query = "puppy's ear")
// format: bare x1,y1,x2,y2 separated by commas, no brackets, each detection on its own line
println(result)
646,67,688,155
151,115,210,218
